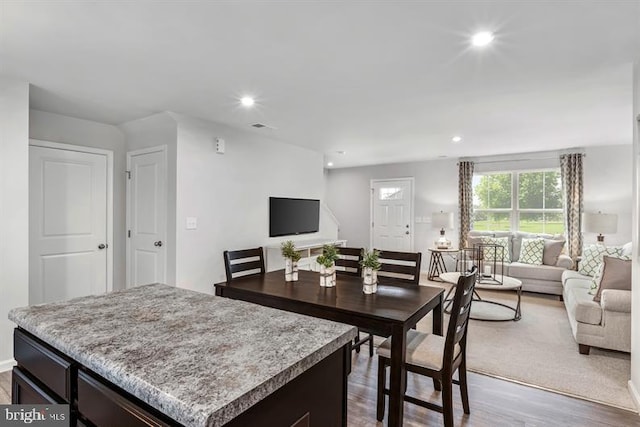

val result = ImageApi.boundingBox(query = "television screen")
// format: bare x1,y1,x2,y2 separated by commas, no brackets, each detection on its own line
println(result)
269,197,320,237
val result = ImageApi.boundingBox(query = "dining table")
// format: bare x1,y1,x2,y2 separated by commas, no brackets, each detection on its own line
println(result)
214,269,444,427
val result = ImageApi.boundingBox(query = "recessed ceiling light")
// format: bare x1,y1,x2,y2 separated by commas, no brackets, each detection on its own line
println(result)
471,31,494,47
327,162,334,167
240,96,255,107
452,136,462,143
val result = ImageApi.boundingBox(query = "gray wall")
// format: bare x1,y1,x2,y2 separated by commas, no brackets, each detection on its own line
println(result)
0,78,29,368
326,145,633,271
29,110,128,289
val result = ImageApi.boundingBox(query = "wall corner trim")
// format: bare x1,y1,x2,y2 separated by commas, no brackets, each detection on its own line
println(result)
628,380,640,412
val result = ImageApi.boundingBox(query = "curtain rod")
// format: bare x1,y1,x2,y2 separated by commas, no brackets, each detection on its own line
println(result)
458,154,586,165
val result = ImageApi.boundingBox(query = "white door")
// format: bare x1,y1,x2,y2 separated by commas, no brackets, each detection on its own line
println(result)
127,147,167,287
371,179,414,251
30,145,109,304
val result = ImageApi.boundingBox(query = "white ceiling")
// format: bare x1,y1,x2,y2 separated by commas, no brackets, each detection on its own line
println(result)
2,1,639,168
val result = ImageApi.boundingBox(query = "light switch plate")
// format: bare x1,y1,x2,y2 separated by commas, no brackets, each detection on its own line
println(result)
186,217,197,230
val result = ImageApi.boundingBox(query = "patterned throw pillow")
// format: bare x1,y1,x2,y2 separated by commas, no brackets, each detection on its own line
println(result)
589,262,605,295
518,238,545,265
479,236,511,262
578,245,623,277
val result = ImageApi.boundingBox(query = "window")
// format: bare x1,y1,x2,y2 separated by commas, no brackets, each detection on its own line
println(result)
472,170,563,234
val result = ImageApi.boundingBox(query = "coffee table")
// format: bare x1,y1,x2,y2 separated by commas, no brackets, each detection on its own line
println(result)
439,271,522,321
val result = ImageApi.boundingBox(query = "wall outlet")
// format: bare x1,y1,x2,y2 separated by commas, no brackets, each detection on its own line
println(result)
186,217,197,230
215,138,225,154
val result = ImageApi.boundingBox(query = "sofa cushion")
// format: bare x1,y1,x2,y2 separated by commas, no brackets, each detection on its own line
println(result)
481,236,511,262
509,262,565,282
578,245,623,277
561,270,592,287
621,241,633,257
518,238,544,265
543,239,566,266
593,255,632,303
588,262,605,295
565,282,602,325
511,231,562,261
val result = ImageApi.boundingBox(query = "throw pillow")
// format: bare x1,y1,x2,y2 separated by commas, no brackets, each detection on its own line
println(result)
578,245,623,277
542,239,565,266
588,262,605,295
518,238,545,265
592,255,632,302
480,236,511,262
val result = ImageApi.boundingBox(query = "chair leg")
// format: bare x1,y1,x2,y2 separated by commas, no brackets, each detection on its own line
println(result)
354,332,361,353
368,334,374,357
433,378,442,391
376,358,386,421
442,377,454,427
459,361,470,414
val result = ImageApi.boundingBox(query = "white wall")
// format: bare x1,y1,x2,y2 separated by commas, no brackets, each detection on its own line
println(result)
171,114,327,294
0,78,29,369
630,60,640,409
29,110,127,288
120,112,178,285
326,145,633,271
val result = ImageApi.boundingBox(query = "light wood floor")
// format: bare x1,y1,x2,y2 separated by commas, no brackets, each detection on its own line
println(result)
1,359,638,426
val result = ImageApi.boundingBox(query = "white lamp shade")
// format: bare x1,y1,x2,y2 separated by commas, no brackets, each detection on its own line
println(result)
582,212,618,234
432,212,454,230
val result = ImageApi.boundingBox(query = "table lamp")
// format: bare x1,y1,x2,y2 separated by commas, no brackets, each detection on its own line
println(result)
432,211,454,249
582,211,617,243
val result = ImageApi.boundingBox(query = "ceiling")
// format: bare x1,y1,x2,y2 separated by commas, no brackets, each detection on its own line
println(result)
2,1,639,168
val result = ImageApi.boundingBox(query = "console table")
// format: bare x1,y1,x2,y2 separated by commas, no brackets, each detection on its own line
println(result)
265,238,347,271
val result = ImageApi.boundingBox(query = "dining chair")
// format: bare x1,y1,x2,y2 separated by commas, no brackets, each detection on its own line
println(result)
376,250,422,286
335,247,374,357
376,266,478,427
223,247,266,282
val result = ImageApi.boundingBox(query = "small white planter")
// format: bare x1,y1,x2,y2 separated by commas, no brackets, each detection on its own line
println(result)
285,259,298,282
363,267,378,294
320,263,336,287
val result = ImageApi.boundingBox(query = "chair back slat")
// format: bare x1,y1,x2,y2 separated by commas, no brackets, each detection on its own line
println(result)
376,250,422,286
444,267,477,366
223,247,265,281
335,247,363,277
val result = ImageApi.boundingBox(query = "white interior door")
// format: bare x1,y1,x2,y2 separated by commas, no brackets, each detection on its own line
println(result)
127,147,167,287
371,178,414,251
29,144,110,304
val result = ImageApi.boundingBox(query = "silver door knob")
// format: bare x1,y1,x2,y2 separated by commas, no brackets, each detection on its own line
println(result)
98,244,106,250
154,241,163,247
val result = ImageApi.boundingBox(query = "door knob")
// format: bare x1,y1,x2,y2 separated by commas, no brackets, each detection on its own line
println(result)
98,244,107,250
405,231,410,235
154,241,163,247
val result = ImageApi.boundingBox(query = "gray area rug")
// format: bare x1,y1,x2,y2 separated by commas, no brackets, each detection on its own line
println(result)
417,281,635,411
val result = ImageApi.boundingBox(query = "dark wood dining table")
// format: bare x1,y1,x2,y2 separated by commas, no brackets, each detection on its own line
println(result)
214,269,444,427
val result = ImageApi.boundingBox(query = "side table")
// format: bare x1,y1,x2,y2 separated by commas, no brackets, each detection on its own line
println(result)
427,248,459,281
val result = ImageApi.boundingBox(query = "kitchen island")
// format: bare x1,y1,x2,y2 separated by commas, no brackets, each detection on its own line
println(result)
9,283,357,427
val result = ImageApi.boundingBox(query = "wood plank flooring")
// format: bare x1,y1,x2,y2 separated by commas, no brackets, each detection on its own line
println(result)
1,359,638,426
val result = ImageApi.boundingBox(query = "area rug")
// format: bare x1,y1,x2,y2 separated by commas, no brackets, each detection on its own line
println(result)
417,281,635,411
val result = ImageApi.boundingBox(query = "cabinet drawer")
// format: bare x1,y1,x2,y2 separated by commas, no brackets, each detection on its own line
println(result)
77,370,173,427
12,367,65,404
14,329,73,401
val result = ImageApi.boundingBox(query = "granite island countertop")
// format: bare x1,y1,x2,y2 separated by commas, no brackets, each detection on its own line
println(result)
9,283,357,427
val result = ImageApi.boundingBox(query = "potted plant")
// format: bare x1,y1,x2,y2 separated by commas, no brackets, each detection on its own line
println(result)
360,249,381,294
280,240,301,282
317,244,340,287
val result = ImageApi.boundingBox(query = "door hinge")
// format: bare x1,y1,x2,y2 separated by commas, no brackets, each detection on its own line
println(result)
128,230,131,238
126,171,131,179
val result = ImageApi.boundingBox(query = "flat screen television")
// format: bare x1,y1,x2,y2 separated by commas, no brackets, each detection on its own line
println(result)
269,197,320,237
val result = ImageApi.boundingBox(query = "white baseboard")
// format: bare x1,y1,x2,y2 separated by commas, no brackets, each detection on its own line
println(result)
0,358,16,373
628,380,640,412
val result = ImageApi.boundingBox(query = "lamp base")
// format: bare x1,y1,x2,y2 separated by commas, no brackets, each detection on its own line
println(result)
597,234,605,243
436,236,451,249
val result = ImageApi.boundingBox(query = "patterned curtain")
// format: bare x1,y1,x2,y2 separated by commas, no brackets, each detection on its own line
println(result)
458,161,474,249
560,153,584,261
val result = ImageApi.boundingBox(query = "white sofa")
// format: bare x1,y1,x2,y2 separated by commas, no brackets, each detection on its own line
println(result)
561,252,632,355
468,230,573,296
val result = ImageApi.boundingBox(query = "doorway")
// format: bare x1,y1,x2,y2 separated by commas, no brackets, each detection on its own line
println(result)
126,146,167,287
29,140,113,304
370,178,414,251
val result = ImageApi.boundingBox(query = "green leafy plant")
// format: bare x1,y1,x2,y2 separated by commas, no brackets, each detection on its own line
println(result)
360,249,381,270
280,240,301,262
315,254,333,268
322,244,340,263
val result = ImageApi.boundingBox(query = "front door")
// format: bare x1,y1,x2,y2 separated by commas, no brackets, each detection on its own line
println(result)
29,144,110,304
371,178,413,251
127,147,167,287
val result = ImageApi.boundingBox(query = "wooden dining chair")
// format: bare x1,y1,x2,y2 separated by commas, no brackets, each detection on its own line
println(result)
376,267,478,427
376,250,422,286
223,247,266,282
335,247,374,357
